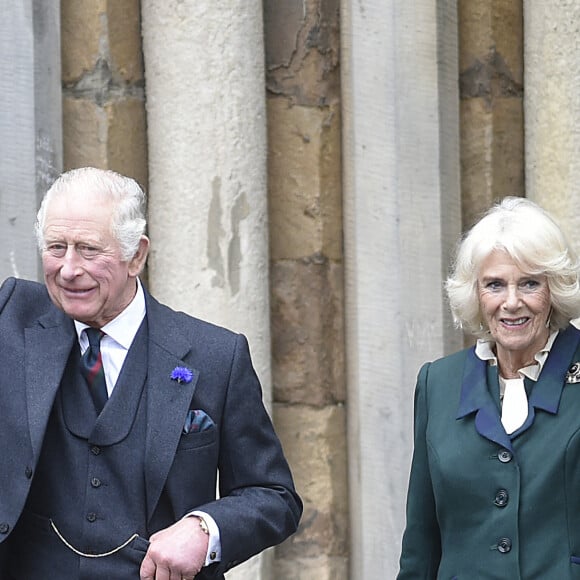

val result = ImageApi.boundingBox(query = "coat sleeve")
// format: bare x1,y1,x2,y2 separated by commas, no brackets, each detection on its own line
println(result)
397,362,441,580
191,333,302,575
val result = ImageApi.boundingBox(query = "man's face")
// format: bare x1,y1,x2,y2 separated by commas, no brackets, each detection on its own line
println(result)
41,193,148,328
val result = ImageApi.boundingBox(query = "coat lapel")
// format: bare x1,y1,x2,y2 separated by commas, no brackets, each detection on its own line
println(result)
456,349,513,451
529,325,580,414
456,325,580,451
25,309,76,461
143,294,200,522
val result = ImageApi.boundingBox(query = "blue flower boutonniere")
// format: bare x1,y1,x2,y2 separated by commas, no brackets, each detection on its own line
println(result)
171,366,193,384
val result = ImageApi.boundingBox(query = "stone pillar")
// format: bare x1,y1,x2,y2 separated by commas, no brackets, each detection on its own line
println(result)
459,0,524,229
0,0,62,282
524,2,580,248
141,2,271,578
341,1,462,578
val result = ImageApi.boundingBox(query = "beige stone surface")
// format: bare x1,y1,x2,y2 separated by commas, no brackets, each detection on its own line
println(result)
274,555,348,580
106,99,148,188
63,97,147,188
460,97,524,228
265,0,340,106
274,403,348,560
459,0,523,83
61,0,106,83
268,98,343,261
63,97,108,170
271,258,345,406
108,0,145,82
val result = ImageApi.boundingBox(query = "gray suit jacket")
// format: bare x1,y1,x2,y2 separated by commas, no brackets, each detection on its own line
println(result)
0,277,301,578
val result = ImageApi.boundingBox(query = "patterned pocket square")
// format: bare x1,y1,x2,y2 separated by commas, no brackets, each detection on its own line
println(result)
183,409,215,434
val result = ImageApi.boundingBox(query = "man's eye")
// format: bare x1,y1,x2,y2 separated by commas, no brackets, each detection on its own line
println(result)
77,245,99,259
46,244,67,257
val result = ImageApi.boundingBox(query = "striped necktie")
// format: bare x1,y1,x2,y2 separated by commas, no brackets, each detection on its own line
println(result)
80,327,108,413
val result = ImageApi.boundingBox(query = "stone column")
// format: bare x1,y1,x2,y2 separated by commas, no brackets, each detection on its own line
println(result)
341,1,462,577
524,2,580,248
0,0,62,282
141,2,271,579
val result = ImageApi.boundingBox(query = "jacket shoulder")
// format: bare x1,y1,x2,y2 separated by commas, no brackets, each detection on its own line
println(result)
0,277,50,314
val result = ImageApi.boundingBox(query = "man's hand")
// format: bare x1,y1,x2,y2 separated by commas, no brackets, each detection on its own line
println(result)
140,516,209,580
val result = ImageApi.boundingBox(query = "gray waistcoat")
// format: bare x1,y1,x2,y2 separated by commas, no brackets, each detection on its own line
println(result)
7,321,152,579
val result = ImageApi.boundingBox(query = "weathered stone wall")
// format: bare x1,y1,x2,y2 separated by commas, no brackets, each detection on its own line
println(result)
458,0,524,229
61,0,147,189
264,1,348,577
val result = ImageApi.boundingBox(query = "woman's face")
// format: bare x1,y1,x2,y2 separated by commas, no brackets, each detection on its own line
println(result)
477,250,552,367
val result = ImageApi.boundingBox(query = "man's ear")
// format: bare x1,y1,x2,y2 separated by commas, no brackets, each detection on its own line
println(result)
128,236,150,276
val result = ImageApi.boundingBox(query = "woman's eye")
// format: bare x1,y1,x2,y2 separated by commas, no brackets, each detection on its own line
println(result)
486,281,502,290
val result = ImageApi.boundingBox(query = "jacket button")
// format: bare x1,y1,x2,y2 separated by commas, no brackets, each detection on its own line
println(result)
91,477,102,488
494,489,509,507
90,446,101,456
498,449,512,463
0,523,9,534
86,512,97,523
497,537,512,553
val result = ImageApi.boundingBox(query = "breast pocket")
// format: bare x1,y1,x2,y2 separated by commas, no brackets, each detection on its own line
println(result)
176,424,217,451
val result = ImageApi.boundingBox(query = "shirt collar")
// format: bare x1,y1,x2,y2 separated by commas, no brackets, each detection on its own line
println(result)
475,330,559,382
74,278,146,350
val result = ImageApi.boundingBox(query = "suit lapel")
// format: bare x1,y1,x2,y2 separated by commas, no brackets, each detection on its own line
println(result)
25,309,76,461
143,294,200,522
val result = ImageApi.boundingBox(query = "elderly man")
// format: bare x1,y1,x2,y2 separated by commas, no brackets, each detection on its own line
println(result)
0,167,301,579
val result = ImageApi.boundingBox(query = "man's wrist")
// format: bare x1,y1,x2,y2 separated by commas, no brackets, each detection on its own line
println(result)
195,515,209,536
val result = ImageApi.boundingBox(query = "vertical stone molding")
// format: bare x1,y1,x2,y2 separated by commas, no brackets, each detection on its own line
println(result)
0,1,62,282
524,2,580,247
141,2,271,578
341,1,462,577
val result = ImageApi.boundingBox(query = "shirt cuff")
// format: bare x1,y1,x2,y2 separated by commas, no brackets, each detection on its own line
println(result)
188,510,221,566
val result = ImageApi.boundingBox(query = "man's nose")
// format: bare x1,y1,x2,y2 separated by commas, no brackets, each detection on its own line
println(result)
59,247,84,278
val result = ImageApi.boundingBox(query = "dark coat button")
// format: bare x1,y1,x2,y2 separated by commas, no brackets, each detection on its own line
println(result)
498,449,512,463
90,446,101,455
90,478,101,488
0,523,9,534
498,537,512,553
86,512,97,522
494,489,509,507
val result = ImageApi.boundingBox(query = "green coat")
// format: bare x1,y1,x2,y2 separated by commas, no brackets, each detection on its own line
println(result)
398,325,580,579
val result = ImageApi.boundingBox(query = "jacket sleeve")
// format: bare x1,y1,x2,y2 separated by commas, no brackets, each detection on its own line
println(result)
191,333,302,575
397,362,441,579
